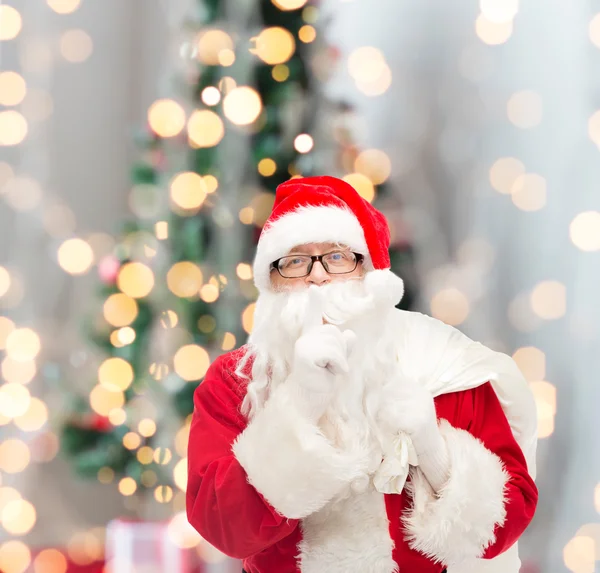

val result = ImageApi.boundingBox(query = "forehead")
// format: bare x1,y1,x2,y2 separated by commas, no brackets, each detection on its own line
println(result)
287,242,347,255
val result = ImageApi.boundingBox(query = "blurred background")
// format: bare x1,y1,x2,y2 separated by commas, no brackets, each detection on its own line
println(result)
0,0,599,571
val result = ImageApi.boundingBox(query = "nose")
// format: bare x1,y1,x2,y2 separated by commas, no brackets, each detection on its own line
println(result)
306,260,330,286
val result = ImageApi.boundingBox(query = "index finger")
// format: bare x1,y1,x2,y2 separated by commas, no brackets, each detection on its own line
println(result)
301,286,325,335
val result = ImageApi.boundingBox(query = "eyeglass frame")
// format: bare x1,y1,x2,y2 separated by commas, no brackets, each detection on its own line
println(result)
269,250,365,279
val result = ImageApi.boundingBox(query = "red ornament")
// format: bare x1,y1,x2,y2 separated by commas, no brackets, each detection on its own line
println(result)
98,255,120,285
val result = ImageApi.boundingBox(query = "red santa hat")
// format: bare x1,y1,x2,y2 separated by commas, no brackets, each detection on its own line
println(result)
253,175,404,302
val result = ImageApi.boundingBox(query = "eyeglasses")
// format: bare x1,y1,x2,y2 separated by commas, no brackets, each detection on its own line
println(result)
270,250,364,279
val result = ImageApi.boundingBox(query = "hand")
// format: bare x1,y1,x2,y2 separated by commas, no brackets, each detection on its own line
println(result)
288,287,356,419
377,376,438,452
377,376,450,491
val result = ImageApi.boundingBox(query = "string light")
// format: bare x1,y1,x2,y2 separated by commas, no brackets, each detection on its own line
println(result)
148,99,186,138
0,111,28,146
0,5,22,41
252,28,296,65
570,211,600,251
223,87,262,126
0,72,27,106
475,15,513,45
187,109,224,147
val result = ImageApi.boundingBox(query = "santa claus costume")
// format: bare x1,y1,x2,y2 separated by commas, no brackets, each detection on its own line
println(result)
186,176,538,573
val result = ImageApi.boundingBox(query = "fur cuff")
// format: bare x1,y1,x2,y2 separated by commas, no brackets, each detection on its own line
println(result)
403,420,509,566
232,383,370,519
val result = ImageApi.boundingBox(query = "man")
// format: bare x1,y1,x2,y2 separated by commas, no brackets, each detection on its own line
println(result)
186,176,538,573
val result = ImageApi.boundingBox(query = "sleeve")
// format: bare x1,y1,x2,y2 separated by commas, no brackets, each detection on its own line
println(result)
231,374,371,519
186,356,299,560
403,382,538,567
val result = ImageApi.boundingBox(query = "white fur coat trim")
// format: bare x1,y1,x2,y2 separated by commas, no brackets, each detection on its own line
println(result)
252,205,372,291
403,419,509,567
298,488,398,573
232,382,371,520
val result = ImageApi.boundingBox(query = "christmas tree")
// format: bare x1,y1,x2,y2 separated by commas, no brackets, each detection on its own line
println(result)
60,0,418,508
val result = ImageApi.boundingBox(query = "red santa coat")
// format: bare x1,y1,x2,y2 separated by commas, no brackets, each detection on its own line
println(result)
187,312,538,573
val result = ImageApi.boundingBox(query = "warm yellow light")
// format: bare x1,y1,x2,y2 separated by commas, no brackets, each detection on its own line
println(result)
489,157,525,194
33,548,68,573
137,446,154,465
298,25,316,43
47,0,81,14
343,173,375,203
201,87,221,106
148,99,186,138
0,357,35,385
107,408,125,426
479,0,519,23
223,87,262,126
258,158,277,176
118,477,137,496
67,531,103,565
239,207,254,224
563,535,595,573
0,383,31,418
57,238,94,275
588,110,600,147
507,90,543,129
197,29,234,65
187,109,225,147
199,283,219,303
531,281,567,320
155,221,168,240
13,397,48,432
103,293,138,327
5,328,41,362
221,332,236,351
475,15,513,45
356,64,392,96
167,512,202,549
0,72,26,106
167,261,203,298
218,76,237,94
0,439,30,473
153,447,172,465
89,385,125,416
354,149,391,185
204,175,218,194
511,173,546,211
252,27,296,65
170,172,208,211
512,347,546,381
272,0,308,9
530,380,556,416
154,485,174,503
570,211,600,252
0,111,28,146
59,29,93,63
98,357,134,392
294,134,313,153
97,467,114,484
123,432,141,450
0,6,22,41
430,288,470,326
236,263,253,280
0,266,10,298
1,499,37,535
138,418,156,438
114,327,135,346
242,303,256,334
173,459,188,492
0,540,31,573
218,48,235,66
272,64,290,82
174,345,210,381
348,47,387,84
117,262,154,299
0,317,15,350
2,176,41,211
590,14,600,49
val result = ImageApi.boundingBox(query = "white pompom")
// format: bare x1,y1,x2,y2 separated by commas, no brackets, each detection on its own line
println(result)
364,269,405,308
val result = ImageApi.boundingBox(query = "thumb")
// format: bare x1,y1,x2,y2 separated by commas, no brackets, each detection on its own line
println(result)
342,329,357,354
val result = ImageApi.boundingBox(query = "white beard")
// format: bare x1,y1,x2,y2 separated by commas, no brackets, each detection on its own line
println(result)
237,273,402,434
